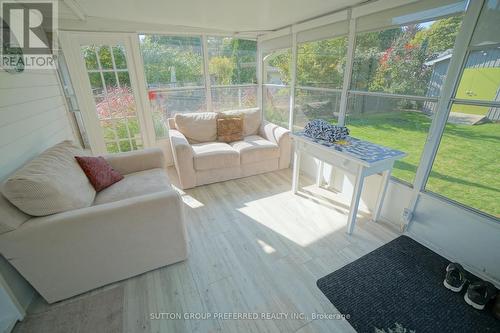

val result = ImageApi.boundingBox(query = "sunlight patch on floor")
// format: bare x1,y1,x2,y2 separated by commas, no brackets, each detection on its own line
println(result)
182,194,205,208
238,190,348,247
256,239,276,254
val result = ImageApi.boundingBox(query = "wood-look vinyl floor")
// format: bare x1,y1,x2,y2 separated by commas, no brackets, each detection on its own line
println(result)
22,169,400,333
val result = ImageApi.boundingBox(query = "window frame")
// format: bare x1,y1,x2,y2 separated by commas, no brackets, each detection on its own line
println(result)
309,9,465,187
422,27,500,220
262,47,293,128
206,35,259,112
136,33,259,138
293,34,348,130
257,0,498,223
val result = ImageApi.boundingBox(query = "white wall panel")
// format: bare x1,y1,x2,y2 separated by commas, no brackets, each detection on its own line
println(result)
0,68,75,316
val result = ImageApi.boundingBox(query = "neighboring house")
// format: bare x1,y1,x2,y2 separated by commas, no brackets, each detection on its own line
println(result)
424,48,500,121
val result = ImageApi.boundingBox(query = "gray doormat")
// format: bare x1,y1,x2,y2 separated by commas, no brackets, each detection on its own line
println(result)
14,285,123,333
317,236,500,333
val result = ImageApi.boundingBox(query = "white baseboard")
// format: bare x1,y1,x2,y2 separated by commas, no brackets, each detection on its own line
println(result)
406,232,500,288
0,317,18,333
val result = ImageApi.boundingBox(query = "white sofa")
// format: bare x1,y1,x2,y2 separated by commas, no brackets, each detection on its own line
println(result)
0,141,188,303
168,108,292,189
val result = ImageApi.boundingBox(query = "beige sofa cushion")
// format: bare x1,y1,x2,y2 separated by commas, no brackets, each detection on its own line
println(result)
94,168,171,205
175,112,217,143
231,135,280,164
0,193,30,234
222,108,261,136
192,142,240,171
2,141,96,216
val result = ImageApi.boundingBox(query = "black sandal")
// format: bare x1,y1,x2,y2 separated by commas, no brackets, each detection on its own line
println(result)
464,280,497,310
443,262,467,292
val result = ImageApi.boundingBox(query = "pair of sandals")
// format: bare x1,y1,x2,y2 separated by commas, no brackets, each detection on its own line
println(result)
444,262,497,310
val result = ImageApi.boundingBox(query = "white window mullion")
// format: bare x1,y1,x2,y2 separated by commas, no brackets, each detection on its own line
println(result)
129,33,156,148
338,9,355,126
109,46,121,89
288,32,297,131
94,47,108,97
202,34,213,112
257,43,263,113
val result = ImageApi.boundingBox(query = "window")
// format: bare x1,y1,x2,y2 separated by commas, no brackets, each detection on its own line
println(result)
207,36,257,111
139,35,258,138
294,36,347,130
263,48,291,128
139,35,206,138
347,12,464,184
426,0,500,218
82,44,143,153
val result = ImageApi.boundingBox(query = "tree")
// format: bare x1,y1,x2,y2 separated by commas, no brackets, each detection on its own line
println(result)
228,38,257,84
412,15,463,55
356,28,402,50
369,25,431,96
209,56,235,85
266,50,292,85
365,17,463,98
207,37,257,85
139,35,203,87
350,28,403,91
296,37,347,88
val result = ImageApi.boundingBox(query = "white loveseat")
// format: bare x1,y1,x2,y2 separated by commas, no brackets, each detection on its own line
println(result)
0,141,188,303
168,108,291,189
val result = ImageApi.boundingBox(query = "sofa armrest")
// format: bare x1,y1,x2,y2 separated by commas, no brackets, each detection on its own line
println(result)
103,148,165,175
259,121,291,169
0,190,188,303
168,129,196,189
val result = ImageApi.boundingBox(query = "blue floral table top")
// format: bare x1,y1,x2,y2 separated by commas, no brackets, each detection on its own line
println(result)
293,131,406,164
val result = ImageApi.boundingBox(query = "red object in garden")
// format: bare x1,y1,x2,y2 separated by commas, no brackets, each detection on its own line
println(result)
148,91,157,100
95,87,136,119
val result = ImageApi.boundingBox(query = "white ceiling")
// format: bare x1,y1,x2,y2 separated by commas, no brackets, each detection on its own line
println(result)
60,0,367,33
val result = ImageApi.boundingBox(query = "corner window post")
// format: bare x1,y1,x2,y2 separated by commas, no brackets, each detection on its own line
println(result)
288,31,297,131
338,9,355,126
257,42,263,113
202,34,213,112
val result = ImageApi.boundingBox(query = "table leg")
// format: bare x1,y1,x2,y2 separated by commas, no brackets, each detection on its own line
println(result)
372,169,391,222
292,148,301,194
316,160,324,187
346,167,365,235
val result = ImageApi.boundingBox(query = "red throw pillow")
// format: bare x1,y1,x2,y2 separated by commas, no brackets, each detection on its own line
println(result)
75,156,124,192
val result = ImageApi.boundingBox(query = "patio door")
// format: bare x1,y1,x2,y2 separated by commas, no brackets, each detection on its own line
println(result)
60,32,152,154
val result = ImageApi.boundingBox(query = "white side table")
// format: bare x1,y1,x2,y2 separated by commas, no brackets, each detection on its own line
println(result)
291,133,407,234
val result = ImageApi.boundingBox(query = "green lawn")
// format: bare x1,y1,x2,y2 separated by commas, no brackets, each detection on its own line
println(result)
450,105,490,116
451,67,500,116
345,112,500,218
